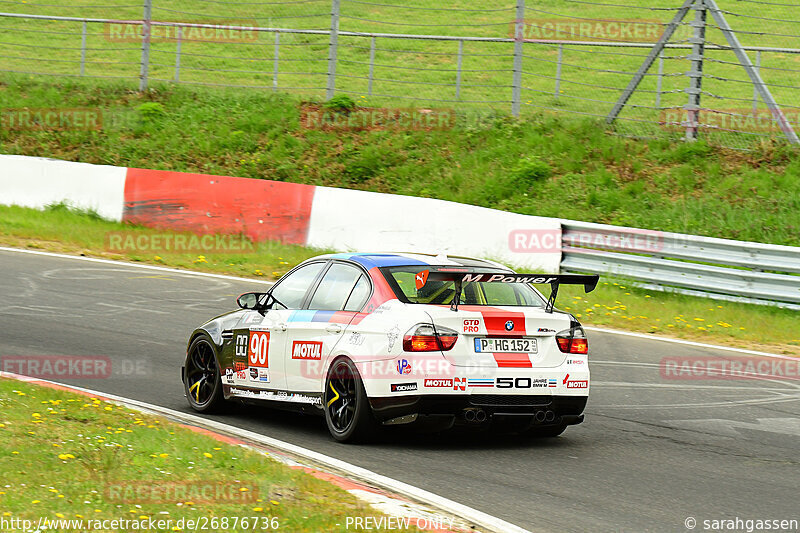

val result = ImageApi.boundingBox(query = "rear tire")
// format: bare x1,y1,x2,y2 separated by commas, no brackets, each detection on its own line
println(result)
183,334,225,413
324,357,377,443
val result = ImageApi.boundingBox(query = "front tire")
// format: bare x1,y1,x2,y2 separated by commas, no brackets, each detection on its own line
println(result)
183,334,225,413
324,357,377,443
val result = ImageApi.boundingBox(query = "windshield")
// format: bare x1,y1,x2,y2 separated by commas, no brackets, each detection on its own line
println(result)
382,266,546,307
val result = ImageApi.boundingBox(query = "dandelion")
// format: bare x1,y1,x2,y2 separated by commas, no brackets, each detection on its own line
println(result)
159,453,169,458
31,500,40,504
270,500,280,505
58,453,76,460
252,507,263,512
55,513,65,519
203,452,213,458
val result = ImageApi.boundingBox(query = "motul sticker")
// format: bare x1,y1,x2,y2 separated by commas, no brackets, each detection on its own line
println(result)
566,380,588,389
248,331,270,368
424,378,453,388
291,341,323,360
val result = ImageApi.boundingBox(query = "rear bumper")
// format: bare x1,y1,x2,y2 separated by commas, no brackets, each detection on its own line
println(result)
369,394,587,425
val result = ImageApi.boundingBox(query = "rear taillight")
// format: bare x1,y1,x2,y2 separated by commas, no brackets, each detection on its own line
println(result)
403,324,459,352
556,325,588,354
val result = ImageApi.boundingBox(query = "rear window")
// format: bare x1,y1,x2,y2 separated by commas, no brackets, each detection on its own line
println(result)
383,266,546,307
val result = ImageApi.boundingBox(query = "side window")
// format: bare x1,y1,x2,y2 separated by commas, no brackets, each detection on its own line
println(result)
270,262,325,310
308,264,365,311
344,275,371,312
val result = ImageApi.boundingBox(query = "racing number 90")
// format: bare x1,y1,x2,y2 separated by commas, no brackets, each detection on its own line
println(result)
248,331,270,368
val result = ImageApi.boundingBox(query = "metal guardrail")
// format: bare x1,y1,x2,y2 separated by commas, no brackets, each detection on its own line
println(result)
560,221,800,310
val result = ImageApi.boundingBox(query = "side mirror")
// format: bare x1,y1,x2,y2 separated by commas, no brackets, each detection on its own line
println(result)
237,292,268,310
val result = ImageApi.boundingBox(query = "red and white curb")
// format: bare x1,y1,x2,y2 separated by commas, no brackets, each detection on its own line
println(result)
0,371,532,533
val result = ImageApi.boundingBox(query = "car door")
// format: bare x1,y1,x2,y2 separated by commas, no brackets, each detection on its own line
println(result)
228,261,326,392
284,262,372,393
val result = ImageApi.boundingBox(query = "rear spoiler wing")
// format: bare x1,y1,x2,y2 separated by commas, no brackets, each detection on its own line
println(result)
420,269,599,313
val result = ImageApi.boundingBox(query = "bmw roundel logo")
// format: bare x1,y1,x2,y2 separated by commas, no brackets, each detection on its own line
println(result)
505,320,514,331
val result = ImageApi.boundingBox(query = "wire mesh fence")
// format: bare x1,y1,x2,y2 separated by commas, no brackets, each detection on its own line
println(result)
1,0,799,148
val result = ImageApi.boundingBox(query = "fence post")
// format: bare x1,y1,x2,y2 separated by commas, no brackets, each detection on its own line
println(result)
554,43,563,97
655,52,664,107
80,21,87,76
273,32,280,91
684,0,706,142
368,36,376,96
174,26,182,82
456,39,463,100
138,0,152,91
326,0,341,100
511,0,525,117
752,50,761,115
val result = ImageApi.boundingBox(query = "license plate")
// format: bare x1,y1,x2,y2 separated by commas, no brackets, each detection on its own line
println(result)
474,337,537,354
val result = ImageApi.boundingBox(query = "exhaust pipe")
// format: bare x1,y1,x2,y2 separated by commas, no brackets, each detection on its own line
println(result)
475,409,487,423
535,410,546,423
545,410,556,423
464,409,476,422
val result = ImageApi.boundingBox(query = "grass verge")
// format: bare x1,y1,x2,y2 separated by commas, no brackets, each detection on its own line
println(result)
1,204,797,356
1,78,799,246
0,378,418,532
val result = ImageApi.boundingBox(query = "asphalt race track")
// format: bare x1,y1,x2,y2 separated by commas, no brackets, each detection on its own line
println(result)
1,249,798,532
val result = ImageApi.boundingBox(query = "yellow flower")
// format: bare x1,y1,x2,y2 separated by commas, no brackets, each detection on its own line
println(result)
239,487,249,492
32,413,41,418
55,513,65,518
252,507,263,512
31,500,41,504
58,453,76,460
270,500,280,505
159,453,169,458
11,451,19,455
203,452,213,458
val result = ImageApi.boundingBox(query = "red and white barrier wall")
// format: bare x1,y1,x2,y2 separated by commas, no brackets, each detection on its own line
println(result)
0,155,562,271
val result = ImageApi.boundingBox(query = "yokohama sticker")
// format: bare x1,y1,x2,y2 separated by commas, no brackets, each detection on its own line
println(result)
291,341,323,360
248,331,270,368
391,382,418,392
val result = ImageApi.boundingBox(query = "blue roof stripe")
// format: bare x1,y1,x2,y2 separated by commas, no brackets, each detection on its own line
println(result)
330,253,430,269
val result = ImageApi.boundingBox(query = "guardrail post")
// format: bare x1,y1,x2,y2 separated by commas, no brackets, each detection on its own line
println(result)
752,50,761,115
368,36,376,96
326,0,341,100
511,0,524,117
80,21,87,76
174,26,182,82
138,0,152,91
684,0,706,142
655,52,664,107
554,43,563,97
456,39,463,100
273,32,280,91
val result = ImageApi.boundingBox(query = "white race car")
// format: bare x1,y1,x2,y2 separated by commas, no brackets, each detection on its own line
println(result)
182,253,598,442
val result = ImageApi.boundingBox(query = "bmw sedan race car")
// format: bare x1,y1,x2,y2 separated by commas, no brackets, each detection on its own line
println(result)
182,253,598,442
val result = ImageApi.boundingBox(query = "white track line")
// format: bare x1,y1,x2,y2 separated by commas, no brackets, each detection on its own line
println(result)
0,373,531,533
0,246,790,360
584,326,797,360
0,246,274,285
